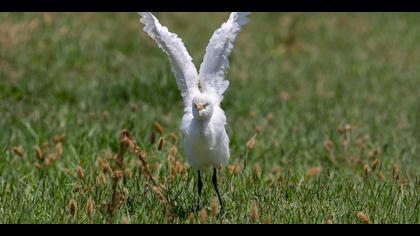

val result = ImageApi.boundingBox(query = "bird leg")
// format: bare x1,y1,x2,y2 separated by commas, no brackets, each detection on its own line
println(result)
212,168,225,214
196,170,203,212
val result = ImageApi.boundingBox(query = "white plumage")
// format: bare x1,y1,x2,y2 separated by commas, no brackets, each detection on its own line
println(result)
138,12,250,170
138,12,250,211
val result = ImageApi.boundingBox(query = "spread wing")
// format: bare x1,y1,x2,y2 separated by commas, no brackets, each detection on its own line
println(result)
198,12,251,103
138,12,200,109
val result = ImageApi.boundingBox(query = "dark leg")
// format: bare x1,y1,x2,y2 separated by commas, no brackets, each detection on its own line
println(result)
212,168,224,214
196,170,203,211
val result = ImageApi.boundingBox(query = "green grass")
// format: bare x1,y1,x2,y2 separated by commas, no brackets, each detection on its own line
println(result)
0,12,419,224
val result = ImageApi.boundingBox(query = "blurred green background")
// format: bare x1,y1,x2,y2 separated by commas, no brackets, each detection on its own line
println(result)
0,13,419,223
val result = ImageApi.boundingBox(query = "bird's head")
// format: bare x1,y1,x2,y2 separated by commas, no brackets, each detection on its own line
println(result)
192,94,214,121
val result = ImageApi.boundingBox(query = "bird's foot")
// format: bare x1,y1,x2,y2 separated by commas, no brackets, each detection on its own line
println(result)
219,206,225,216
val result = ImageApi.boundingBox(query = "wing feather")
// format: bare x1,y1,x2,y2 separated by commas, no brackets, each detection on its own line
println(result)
138,12,200,108
198,12,251,103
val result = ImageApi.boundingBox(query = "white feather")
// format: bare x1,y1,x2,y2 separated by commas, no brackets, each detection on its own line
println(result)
138,12,200,109
138,12,250,170
181,106,230,169
199,12,251,103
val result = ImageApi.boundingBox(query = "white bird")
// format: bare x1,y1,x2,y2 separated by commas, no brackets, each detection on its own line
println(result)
138,12,251,213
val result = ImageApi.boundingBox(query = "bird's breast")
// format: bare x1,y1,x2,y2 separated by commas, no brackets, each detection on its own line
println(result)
182,114,230,169
191,119,210,138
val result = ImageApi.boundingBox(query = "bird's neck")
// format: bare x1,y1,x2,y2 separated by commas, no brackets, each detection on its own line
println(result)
193,117,211,133
193,117,210,125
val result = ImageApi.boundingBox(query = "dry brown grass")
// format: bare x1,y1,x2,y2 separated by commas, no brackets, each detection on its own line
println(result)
305,166,321,177
250,201,259,223
356,212,371,224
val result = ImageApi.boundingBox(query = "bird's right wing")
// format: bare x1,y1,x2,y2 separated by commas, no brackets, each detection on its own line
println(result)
138,12,200,108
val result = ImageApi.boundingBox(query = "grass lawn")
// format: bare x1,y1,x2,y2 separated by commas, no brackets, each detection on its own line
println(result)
0,12,419,224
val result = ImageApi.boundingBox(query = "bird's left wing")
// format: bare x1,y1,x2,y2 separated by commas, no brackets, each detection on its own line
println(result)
138,12,200,108
198,12,251,103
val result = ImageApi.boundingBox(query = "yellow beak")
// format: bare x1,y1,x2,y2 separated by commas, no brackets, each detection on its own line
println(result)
195,104,204,112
